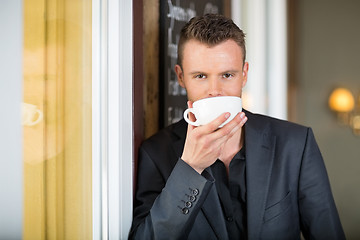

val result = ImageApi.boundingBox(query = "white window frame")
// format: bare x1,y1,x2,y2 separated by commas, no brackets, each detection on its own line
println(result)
92,0,133,239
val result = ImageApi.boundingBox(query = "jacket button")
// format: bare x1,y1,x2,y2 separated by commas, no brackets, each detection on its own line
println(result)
192,188,199,196
226,217,233,222
189,195,196,202
182,207,189,215
185,201,192,208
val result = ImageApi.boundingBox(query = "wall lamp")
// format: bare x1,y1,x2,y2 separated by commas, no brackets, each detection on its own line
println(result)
328,87,360,136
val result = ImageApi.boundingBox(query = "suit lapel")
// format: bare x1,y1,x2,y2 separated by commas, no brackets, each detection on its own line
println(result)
244,111,276,239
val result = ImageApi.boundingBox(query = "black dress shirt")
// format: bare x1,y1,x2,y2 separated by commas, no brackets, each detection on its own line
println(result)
211,145,247,239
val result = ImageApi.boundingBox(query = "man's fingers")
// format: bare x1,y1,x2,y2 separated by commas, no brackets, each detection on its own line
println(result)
201,112,231,133
186,109,247,144
209,112,247,140
203,112,247,159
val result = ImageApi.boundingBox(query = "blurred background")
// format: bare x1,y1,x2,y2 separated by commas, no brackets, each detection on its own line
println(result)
290,2,360,239
1,0,359,239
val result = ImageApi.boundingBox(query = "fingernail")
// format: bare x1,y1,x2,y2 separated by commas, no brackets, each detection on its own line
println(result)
240,112,245,118
225,112,230,119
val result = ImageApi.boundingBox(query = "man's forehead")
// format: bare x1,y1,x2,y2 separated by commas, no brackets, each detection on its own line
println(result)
182,39,244,58
181,39,244,69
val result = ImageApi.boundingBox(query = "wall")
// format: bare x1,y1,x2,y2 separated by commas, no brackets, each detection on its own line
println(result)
294,0,360,238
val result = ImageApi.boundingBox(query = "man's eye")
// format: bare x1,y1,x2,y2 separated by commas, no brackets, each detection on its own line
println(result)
223,73,233,78
195,74,206,79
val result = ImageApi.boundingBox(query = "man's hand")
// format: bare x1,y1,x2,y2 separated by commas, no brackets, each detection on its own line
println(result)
181,101,247,174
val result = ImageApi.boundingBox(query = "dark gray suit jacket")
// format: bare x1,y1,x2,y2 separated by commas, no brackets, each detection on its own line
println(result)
129,110,345,239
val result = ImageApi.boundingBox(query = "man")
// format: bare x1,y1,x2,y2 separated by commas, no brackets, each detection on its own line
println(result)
130,14,345,239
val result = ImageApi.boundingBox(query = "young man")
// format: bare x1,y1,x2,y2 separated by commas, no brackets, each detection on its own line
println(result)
130,14,345,239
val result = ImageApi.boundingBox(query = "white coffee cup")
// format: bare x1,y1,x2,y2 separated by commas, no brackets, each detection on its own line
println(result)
22,102,43,126
183,96,242,127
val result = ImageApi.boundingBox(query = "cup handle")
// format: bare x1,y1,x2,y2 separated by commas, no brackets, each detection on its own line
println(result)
183,108,200,126
27,109,43,126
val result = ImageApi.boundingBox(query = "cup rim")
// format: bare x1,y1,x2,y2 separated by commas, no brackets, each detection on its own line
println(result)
194,96,241,104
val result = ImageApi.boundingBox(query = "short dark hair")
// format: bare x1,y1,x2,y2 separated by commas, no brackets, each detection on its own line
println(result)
177,14,246,67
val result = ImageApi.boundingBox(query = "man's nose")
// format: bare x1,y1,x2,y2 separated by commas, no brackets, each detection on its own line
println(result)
208,79,222,97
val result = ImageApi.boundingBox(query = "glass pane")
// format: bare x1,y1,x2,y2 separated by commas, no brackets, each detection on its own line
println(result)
23,0,92,239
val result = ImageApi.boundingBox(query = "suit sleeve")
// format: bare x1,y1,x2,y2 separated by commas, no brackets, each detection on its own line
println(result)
298,128,345,239
129,146,215,240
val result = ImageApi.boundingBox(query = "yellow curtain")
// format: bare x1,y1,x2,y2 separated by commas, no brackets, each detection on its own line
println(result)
23,0,92,239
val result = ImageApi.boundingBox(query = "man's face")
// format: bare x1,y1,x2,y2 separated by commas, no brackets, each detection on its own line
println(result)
175,39,248,102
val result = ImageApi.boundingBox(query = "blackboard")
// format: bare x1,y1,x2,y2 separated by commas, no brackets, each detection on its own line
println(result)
159,0,224,127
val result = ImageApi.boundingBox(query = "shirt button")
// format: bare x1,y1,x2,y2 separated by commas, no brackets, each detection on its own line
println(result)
185,201,192,208
182,207,189,215
192,188,199,196
226,217,233,222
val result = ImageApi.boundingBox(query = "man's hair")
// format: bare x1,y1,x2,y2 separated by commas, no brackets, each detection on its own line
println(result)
177,14,246,67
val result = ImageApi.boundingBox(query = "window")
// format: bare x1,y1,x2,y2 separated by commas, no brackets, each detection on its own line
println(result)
23,0,92,238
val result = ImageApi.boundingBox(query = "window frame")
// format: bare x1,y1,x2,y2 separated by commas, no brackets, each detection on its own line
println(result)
92,0,133,239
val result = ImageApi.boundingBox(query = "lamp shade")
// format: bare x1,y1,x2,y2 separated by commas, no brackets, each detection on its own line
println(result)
328,88,355,112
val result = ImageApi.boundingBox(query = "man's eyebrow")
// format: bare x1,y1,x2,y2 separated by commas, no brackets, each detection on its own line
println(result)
187,70,241,75
188,71,206,75
220,70,240,74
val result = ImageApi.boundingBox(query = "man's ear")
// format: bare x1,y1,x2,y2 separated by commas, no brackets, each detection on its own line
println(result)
175,64,185,88
242,62,249,88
